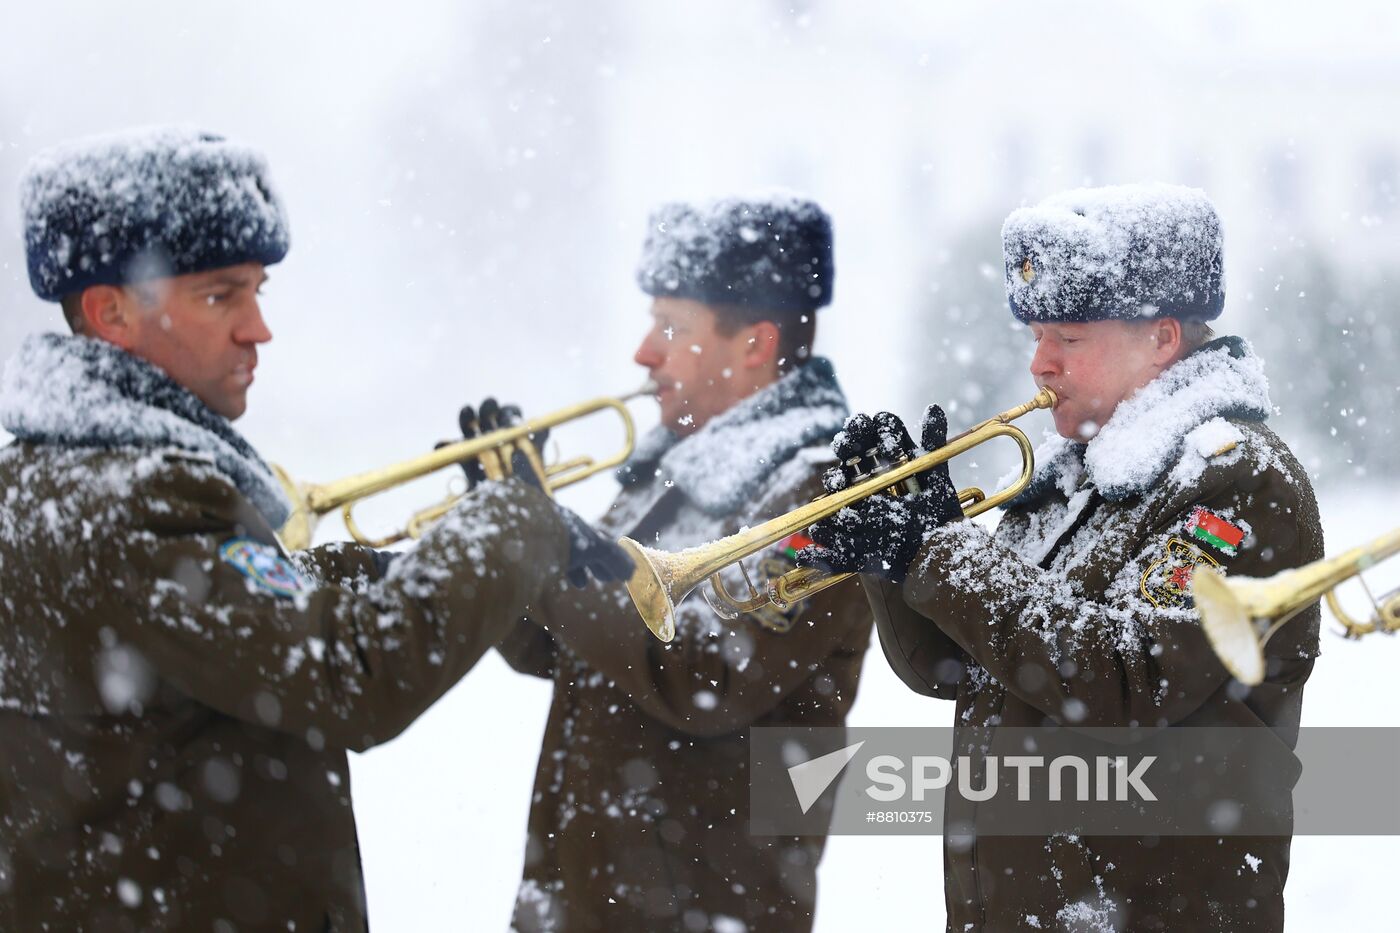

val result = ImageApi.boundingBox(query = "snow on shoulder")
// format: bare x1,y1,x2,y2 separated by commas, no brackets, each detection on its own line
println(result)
1007,337,1274,509
0,332,291,528
622,356,848,516
1082,336,1270,500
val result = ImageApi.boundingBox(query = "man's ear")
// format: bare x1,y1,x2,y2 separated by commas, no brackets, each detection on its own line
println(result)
79,285,139,349
1151,317,1185,367
742,320,781,370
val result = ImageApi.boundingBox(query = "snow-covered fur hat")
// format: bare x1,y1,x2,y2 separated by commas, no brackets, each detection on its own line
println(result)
1002,183,1224,324
636,193,834,314
22,125,290,302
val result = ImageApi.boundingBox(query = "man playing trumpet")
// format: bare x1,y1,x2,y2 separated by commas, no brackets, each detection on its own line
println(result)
0,126,624,931
495,195,874,932
800,184,1323,931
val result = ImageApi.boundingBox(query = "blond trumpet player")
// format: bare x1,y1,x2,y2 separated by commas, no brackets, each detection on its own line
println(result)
493,195,873,933
798,185,1323,931
0,127,625,933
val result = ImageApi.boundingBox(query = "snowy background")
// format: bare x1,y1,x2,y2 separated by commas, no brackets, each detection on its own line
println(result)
2,1,1398,929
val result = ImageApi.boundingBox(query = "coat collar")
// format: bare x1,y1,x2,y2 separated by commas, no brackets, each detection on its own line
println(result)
0,332,292,528
618,357,848,517
1013,336,1272,505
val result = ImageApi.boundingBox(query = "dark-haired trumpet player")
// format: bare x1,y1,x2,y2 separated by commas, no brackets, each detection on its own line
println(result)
0,126,627,932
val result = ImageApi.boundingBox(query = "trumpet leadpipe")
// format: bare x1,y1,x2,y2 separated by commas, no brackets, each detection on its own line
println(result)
275,382,655,550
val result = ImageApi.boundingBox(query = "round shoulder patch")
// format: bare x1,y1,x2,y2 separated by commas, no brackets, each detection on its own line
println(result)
219,536,309,598
1141,537,1219,609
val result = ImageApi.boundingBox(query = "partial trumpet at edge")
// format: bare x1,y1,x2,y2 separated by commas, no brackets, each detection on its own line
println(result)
274,383,655,551
619,387,1058,644
1194,524,1400,686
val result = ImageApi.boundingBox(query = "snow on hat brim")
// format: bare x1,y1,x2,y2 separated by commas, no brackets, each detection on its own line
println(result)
1002,183,1225,324
636,192,834,314
22,125,290,302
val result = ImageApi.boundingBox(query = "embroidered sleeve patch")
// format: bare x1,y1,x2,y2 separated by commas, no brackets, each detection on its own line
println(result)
1141,537,1220,609
779,532,815,561
219,537,309,599
1185,507,1246,556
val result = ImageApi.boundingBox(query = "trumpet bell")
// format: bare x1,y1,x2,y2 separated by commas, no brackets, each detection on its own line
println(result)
619,538,678,643
1194,525,1400,685
1193,567,1266,686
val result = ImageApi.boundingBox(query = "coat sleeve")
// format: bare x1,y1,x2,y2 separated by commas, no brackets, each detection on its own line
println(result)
898,442,1322,729
96,456,569,752
293,540,398,585
528,462,873,737
865,578,964,700
494,617,559,680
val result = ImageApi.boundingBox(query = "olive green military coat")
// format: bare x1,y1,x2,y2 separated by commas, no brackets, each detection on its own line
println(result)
869,339,1323,932
500,359,875,933
0,441,565,932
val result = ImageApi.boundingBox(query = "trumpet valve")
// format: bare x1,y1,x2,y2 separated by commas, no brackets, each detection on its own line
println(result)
838,446,924,499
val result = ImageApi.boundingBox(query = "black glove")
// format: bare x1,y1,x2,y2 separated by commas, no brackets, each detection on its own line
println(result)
796,405,962,583
506,450,633,589
439,397,550,490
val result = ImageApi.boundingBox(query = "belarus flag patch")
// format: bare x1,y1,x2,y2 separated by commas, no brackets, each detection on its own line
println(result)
780,532,815,560
1185,507,1245,557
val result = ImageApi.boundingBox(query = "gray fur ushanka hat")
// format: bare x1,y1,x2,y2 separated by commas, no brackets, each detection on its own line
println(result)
21,125,290,302
636,193,834,314
1002,183,1224,323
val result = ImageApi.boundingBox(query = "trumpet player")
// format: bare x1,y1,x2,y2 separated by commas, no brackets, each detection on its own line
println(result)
493,195,874,932
0,127,625,932
799,184,1323,931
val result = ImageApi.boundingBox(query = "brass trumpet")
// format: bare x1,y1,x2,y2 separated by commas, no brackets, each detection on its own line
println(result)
275,384,655,550
620,388,1058,643
1194,525,1400,686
